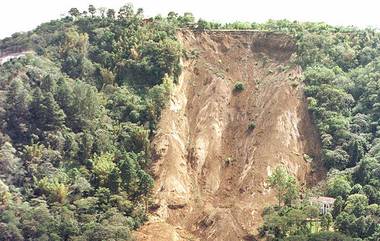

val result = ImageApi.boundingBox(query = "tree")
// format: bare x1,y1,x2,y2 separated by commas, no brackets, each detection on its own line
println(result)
18,200,59,239
326,175,351,198
307,231,353,241
197,19,211,30
5,79,31,143
0,142,23,185
117,123,149,154
51,205,80,238
106,9,115,19
91,152,116,187
68,81,102,132
334,194,378,238
88,5,96,17
323,148,350,170
353,157,379,185
119,153,139,195
30,90,65,132
29,87,44,131
332,196,344,218
98,7,106,18
283,175,300,206
268,166,300,206
77,132,94,162
118,4,134,21
136,169,153,197
59,29,89,79
68,8,81,18
181,12,195,26
344,194,368,217
321,212,333,231
83,208,132,240
261,203,320,239
37,176,69,203
40,75,57,93
146,75,173,123
41,93,66,131
167,11,178,21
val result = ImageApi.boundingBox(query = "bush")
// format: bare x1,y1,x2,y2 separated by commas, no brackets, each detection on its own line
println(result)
234,82,245,92
248,122,256,131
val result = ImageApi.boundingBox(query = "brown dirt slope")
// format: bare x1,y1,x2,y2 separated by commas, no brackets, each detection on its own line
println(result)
135,30,323,241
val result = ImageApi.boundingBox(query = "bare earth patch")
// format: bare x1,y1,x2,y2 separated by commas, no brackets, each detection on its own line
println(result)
135,30,324,241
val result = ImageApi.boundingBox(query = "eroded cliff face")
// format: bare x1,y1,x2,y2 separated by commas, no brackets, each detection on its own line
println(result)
135,30,323,241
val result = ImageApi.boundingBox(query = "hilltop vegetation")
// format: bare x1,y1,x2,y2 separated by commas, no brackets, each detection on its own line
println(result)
1,4,380,241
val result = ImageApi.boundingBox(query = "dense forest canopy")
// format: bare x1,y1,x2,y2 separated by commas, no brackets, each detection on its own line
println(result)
1,3,380,241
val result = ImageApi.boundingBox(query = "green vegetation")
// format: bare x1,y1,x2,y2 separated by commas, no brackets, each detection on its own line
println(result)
248,121,256,131
260,167,317,239
234,81,245,92
268,166,300,207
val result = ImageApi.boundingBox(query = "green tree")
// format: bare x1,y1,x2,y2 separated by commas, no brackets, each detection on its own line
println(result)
321,212,333,231
307,231,353,241
344,194,368,217
41,93,66,131
268,166,300,206
106,9,115,19
326,175,351,198
332,196,344,218
30,90,65,132
40,75,57,93
88,5,96,17
5,79,31,143
91,152,116,187
59,29,89,79
0,142,23,185
68,8,81,18
118,4,134,21
197,19,211,30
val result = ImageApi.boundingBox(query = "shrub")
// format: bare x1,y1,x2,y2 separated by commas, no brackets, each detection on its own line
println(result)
248,122,256,131
234,82,245,92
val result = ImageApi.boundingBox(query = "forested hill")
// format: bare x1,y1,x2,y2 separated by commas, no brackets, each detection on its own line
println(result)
1,4,380,241
0,5,184,240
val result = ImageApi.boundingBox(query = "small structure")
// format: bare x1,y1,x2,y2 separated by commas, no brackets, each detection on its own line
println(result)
310,196,335,215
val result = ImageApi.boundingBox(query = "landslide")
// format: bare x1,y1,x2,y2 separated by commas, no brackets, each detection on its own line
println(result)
135,30,323,241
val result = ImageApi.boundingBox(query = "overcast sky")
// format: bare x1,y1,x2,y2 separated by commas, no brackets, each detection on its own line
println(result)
1,0,379,39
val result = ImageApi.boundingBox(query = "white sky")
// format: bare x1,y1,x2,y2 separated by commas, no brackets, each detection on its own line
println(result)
0,0,379,39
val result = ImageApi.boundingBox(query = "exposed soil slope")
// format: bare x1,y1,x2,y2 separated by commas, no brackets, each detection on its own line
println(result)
135,30,322,241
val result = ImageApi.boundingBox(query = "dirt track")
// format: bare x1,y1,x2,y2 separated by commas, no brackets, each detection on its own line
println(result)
135,30,323,241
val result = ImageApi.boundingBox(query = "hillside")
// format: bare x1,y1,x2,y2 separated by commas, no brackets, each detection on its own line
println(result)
135,30,324,240
2,5,380,241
